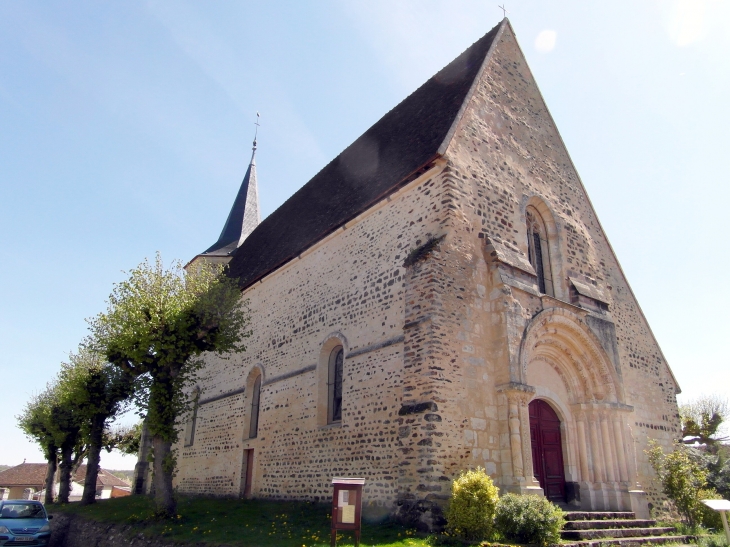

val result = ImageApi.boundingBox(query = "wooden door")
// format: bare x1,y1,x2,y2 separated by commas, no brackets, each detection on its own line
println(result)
242,449,254,498
529,399,566,502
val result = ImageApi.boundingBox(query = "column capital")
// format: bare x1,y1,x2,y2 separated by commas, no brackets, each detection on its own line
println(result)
497,382,535,405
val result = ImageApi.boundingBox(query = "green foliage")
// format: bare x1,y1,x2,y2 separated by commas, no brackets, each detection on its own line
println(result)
680,395,729,446
88,254,250,516
647,440,710,527
445,467,499,541
698,532,730,547
109,422,143,456
697,487,724,531
493,493,565,547
17,386,59,461
89,254,249,443
688,444,730,500
51,496,431,547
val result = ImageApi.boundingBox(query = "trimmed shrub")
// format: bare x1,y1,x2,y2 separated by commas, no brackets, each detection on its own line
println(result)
445,467,499,541
698,488,724,531
494,493,565,546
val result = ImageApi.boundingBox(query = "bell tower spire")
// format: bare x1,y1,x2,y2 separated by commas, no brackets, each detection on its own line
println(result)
196,113,262,262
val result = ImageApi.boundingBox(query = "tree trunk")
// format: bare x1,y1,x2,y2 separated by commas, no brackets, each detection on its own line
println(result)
81,413,106,505
147,364,182,517
151,435,176,516
57,443,73,503
133,417,152,495
43,450,57,505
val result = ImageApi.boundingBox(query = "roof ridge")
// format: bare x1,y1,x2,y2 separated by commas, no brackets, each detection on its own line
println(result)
227,21,503,289
438,18,509,155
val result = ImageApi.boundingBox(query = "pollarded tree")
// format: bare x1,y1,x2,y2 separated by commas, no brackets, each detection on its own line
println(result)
17,388,59,504
88,255,249,516
57,346,135,505
17,379,87,504
680,394,728,447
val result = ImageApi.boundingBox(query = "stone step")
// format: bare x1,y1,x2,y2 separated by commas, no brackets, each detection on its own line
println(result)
562,527,676,540
560,535,692,547
564,511,636,521
564,519,658,530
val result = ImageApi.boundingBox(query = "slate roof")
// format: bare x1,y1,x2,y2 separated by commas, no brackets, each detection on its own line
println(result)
203,143,261,257
0,464,46,487
227,20,504,289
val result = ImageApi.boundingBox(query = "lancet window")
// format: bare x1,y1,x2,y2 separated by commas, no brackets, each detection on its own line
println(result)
526,206,554,296
249,374,261,439
328,346,344,423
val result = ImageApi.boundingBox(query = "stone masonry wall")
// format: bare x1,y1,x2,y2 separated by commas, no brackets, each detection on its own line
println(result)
175,166,452,518
436,22,680,509
175,20,679,521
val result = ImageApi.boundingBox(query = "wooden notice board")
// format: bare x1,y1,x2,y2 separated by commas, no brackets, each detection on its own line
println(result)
331,477,365,547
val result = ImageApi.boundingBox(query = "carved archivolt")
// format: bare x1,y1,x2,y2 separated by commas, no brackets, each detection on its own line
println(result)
519,308,623,405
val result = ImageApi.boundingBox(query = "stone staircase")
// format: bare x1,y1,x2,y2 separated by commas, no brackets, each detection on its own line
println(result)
560,511,694,547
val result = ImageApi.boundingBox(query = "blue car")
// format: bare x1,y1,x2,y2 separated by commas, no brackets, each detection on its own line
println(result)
0,500,52,546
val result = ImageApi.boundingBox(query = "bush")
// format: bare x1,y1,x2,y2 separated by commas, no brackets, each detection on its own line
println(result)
494,493,565,546
698,488,724,531
647,440,709,526
445,467,499,541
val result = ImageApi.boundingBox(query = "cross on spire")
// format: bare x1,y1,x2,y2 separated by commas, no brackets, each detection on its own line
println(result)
498,4,508,18
253,112,260,150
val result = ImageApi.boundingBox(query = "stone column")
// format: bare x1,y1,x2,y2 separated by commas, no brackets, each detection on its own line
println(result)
575,411,591,483
507,394,524,478
496,383,541,494
612,416,629,482
599,412,616,483
588,411,605,483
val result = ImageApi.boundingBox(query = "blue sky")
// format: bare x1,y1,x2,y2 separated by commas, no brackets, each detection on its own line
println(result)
1,1,728,470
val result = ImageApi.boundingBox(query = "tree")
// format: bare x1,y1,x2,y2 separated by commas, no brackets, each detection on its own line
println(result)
17,388,59,504
680,394,728,447
108,421,143,456
17,379,87,504
57,347,135,505
88,255,249,516
647,440,709,526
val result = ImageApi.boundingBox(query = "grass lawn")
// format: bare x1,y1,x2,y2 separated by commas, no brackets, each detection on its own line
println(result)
51,495,436,547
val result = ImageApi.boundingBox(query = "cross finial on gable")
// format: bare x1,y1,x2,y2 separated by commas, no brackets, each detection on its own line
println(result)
498,4,508,18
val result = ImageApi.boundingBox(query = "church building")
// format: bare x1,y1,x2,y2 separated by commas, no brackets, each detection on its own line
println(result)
175,19,681,529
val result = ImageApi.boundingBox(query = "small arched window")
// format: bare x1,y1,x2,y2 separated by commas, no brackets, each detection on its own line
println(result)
328,346,344,423
526,206,554,296
249,375,261,439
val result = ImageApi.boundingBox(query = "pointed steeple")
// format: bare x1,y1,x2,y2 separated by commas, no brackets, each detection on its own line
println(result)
201,119,261,258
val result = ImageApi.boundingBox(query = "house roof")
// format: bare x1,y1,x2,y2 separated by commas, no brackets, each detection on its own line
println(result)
0,463,130,489
0,463,46,487
74,465,130,488
227,20,504,289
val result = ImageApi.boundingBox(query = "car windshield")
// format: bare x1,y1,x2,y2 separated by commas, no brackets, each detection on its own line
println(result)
0,503,46,519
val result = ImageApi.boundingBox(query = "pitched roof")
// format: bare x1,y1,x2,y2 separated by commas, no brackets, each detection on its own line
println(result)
202,142,261,257
0,463,46,487
74,465,130,488
227,20,504,289
0,463,130,488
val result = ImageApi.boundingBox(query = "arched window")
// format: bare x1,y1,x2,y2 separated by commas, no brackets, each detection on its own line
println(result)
328,346,344,423
249,375,261,439
526,206,554,296
184,387,200,447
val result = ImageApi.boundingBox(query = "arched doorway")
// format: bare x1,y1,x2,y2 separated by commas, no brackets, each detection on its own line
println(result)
529,400,566,502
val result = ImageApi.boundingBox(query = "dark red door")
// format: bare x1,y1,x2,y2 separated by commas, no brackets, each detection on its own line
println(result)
529,399,566,502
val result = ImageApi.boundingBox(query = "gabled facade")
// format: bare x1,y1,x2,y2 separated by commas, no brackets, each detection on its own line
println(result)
174,19,680,529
